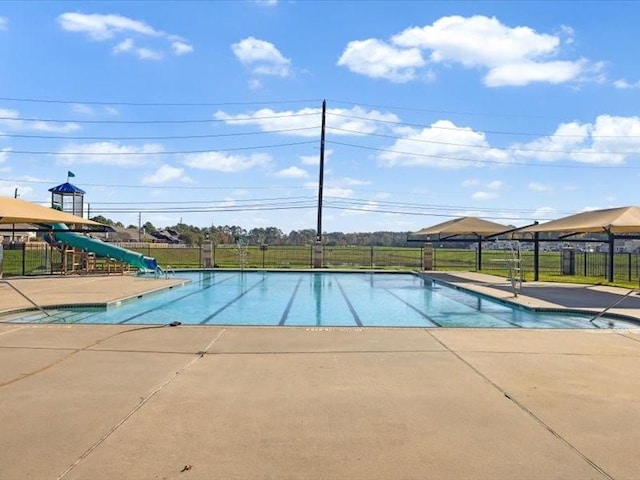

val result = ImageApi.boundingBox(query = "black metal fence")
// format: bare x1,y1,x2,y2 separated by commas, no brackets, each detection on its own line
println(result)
2,242,640,284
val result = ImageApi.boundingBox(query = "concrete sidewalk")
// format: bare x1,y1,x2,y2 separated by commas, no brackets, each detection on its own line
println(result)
1,324,639,479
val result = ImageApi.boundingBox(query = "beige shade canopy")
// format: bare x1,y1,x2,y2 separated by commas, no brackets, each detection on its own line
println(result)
412,216,511,237
520,206,640,234
0,195,102,226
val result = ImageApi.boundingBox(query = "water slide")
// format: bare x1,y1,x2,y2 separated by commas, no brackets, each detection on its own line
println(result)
48,223,158,271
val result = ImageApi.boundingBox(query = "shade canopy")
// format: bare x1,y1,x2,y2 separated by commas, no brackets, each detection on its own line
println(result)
411,216,512,238
0,196,101,226
520,206,640,234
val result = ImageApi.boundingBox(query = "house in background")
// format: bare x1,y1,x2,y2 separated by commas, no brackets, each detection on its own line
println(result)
0,223,38,244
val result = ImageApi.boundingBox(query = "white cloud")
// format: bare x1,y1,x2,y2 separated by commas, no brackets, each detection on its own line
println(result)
528,182,552,192
214,106,400,137
341,201,379,216
71,104,119,116
171,40,193,55
58,12,193,60
471,191,498,200
0,147,10,164
113,38,162,60
462,178,480,187
253,0,278,5
377,120,510,169
339,15,597,87
0,180,33,198
57,142,164,166
183,152,271,172
304,181,353,198
114,37,134,53
275,166,308,178
0,17,8,31
513,115,640,165
0,107,80,133
142,164,191,185
71,103,94,115
337,39,425,83
614,79,640,89
248,79,263,90
393,15,559,67
485,60,586,87
324,186,354,198
58,12,160,40
342,177,370,186
232,37,291,77
136,47,163,61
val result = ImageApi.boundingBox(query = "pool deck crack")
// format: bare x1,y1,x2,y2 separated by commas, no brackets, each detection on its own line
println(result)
424,329,615,480
55,328,227,480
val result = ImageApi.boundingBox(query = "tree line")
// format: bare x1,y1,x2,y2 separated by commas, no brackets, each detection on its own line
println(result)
89,215,419,247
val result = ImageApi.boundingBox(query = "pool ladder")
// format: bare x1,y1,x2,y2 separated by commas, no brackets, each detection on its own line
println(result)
507,241,522,297
0,280,51,318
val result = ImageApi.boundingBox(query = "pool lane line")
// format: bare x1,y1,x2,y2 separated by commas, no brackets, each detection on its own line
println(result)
382,288,442,327
118,274,238,325
335,278,363,327
199,277,268,324
279,276,304,326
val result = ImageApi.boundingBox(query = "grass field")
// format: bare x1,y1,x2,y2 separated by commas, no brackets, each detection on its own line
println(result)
3,243,640,288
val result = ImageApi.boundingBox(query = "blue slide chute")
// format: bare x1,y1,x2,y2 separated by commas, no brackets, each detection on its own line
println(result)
49,223,158,271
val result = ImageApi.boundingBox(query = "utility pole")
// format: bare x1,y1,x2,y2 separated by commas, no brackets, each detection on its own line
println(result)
316,99,326,242
314,99,326,268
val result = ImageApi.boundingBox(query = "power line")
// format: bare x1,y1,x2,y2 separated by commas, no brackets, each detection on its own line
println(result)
7,140,317,155
0,96,321,107
1,178,312,191
327,98,551,119
327,140,639,169
327,112,640,138
0,111,319,125
0,126,317,141
89,195,316,205
326,126,640,156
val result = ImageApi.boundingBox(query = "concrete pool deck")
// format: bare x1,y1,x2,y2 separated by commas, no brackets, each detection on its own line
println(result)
1,272,640,479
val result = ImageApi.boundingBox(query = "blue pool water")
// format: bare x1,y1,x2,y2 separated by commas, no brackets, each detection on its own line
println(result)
3,271,638,328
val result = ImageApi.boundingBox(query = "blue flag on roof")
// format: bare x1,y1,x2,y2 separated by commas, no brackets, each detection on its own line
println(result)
67,171,75,179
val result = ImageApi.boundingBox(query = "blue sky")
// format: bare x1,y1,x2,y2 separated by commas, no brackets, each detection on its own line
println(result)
1,1,640,233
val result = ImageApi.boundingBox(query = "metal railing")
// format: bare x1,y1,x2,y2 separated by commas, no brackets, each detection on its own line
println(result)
3,242,640,285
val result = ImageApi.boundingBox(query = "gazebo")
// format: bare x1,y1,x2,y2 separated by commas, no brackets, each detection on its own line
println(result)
520,206,640,282
409,216,514,271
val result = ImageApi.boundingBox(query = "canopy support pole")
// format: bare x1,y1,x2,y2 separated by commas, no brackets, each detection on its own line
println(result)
533,231,540,282
608,230,615,283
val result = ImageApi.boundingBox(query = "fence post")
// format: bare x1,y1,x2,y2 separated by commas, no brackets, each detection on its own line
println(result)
629,253,632,282
583,251,587,276
370,245,374,269
21,243,26,276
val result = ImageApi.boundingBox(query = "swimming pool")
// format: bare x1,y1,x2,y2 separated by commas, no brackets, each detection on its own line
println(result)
3,271,638,328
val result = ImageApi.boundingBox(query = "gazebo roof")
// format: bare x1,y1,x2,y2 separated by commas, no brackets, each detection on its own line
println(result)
520,206,640,234
48,182,86,195
411,216,512,238
0,196,100,226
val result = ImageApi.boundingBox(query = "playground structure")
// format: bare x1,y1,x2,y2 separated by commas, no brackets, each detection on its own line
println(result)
45,182,158,275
